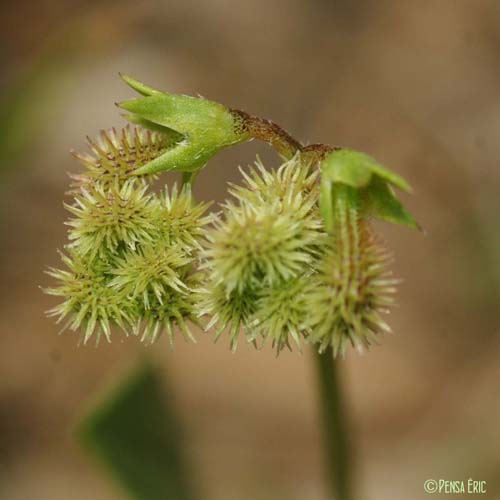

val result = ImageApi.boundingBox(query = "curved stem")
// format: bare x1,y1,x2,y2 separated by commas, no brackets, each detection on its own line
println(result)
230,109,339,164
313,347,353,500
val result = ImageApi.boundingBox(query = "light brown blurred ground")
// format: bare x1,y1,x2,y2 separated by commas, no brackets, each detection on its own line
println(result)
1,1,500,499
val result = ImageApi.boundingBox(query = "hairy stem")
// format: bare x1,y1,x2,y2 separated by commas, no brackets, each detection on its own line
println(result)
230,109,339,164
313,347,353,500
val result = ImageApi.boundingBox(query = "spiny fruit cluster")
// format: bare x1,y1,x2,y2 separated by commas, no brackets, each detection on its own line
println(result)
46,127,397,356
46,126,211,345
200,156,397,355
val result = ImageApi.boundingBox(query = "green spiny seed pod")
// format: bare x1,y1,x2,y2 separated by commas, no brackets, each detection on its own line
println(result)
200,155,324,349
138,272,202,345
45,251,134,344
230,154,319,206
157,184,212,254
307,185,398,357
109,242,191,308
70,125,176,189
65,179,159,259
104,185,211,345
207,203,311,292
204,155,322,294
249,273,314,353
198,284,260,350
45,78,418,359
46,119,216,345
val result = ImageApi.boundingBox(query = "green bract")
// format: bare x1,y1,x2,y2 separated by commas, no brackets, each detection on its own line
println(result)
320,149,419,232
118,75,248,175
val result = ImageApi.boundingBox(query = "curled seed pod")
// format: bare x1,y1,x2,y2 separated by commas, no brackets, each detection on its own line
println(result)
69,125,177,189
65,179,159,259
44,251,134,344
307,185,398,357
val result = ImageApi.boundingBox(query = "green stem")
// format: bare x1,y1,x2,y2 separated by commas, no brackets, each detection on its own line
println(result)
313,347,353,500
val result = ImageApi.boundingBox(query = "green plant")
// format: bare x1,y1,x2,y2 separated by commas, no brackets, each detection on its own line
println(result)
45,75,418,500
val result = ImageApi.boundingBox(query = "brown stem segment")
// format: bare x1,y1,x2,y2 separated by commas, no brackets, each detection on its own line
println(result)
230,109,340,164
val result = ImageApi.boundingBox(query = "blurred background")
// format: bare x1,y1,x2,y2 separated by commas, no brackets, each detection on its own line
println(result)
1,0,500,499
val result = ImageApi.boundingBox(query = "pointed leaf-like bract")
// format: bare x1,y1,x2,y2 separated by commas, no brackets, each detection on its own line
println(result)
321,149,411,191
119,74,162,96
320,149,419,230
118,75,249,175
363,176,419,229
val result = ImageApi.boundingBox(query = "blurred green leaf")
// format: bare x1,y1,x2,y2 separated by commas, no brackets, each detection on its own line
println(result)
0,80,43,171
320,148,419,231
0,62,66,175
321,149,412,192
78,362,197,500
363,176,420,229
